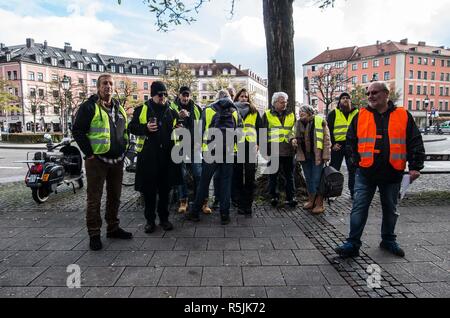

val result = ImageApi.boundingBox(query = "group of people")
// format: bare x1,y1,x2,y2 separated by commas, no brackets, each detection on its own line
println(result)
73,74,425,260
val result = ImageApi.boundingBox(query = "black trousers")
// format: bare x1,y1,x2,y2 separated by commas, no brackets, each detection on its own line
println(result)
142,182,170,224
233,162,256,212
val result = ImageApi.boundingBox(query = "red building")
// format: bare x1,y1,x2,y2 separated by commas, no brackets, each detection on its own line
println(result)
303,39,450,127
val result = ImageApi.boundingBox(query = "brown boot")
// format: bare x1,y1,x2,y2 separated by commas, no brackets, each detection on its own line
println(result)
303,194,315,210
202,199,212,214
312,195,325,214
178,198,188,214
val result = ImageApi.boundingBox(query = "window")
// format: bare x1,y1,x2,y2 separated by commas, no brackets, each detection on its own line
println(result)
153,68,159,76
132,82,137,89
409,56,414,64
38,89,44,97
29,72,35,81
92,57,98,63
441,73,445,81
424,71,428,80
417,85,421,95
409,70,414,79
223,69,228,75
447,60,450,67
191,69,196,75
65,60,71,68
416,100,421,109
78,78,84,84
40,106,45,116
13,71,17,80
431,86,435,96
111,65,116,73
373,60,379,67
408,85,413,94
131,67,136,75
384,71,390,80
418,71,422,80
36,55,42,64
119,66,124,73
362,74,368,83
352,76,357,85
418,57,422,65
7,71,12,80
202,96,207,100
372,73,379,81
446,87,449,96
83,56,90,62
144,82,149,90
51,57,58,66
362,62,368,69
384,57,391,65
423,58,428,65
440,87,444,96
431,72,436,80
207,69,213,76
92,79,97,87
199,69,204,76
446,101,449,111
133,95,138,101
78,62,83,70
441,60,445,67
37,73,43,82
447,73,450,82
99,65,104,72
430,101,434,109
423,86,427,95
30,88,36,97
352,63,357,71
324,64,331,70
439,101,443,110
52,90,59,98
144,95,149,101
6,53,11,62
432,59,436,66
51,74,58,82
120,81,125,89
91,64,97,72
143,68,148,75
408,100,413,110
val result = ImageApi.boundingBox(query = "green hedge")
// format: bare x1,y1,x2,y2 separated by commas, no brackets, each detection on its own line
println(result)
0,133,64,143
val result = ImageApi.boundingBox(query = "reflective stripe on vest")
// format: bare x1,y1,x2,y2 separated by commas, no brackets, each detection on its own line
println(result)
202,107,239,152
266,110,295,143
87,103,128,155
315,116,324,150
239,112,258,143
333,108,359,142
357,107,408,171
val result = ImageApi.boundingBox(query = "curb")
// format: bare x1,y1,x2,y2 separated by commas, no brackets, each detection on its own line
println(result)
423,138,447,143
0,144,47,150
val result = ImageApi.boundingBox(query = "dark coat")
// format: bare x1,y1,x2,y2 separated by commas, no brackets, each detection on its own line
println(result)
128,99,182,192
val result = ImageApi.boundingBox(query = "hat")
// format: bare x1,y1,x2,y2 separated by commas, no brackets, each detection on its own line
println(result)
179,86,191,94
338,92,351,101
151,81,167,97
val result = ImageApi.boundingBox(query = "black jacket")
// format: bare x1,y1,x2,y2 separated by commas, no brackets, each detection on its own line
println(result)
172,98,203,150
327,106,359,145
128,100,182,192
72,94,127,159
346,104,425,184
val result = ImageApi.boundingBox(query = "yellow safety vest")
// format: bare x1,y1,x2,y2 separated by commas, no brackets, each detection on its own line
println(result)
266,110,295,143
135,104,177,153
202,107,239,152
333,108,359,142
239,112,258,143
87,103,128,155
170,101,201,120
314,116,325,150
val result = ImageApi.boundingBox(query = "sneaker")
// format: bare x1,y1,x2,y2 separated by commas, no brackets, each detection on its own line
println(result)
220,214,230,225
186,213,200,222
270,197,279,207
160,221,174,231
379,241,405,257
335,242,360,258
144,222,156,234
89,235,102,251
106,228,133,239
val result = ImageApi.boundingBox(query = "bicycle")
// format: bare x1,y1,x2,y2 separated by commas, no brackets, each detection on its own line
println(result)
122,137,138,186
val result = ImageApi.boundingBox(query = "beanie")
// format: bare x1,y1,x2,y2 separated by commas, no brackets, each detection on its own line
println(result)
179,86,191,94
151,81,167,97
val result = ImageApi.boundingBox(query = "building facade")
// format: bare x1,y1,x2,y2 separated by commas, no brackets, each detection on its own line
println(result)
303,39,450,127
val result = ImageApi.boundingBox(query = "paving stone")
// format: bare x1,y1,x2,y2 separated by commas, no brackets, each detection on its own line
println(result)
0,267,48,286
81,266,125,287
421,282,450,297
112,251,153,267
130,287,177,298
0,228,26,238
35,251,85,267
403,247,445,262
43,227,84,238
6,238,50,251
30,266,74,287
173,238,208,251
423,246,450,260
158,267,202,286
270,238,298,250
0,287,45,298
224,251,261,266
38,287,89,298
0,238,18,250
225,227,255,238
39,238,85,251
400,262,450,283
1,251,52,266
242,266,285,286
293,250,329,265
162,227,196,238
115,267,164,287
403,284,434,298
201,267,243,286
208,238,240,250
105,238,145,251
253,226,286,238
280,266,328,286
221,287,267,298
319,265,348,285
195,227,225,238
281,225,306,237
176,287,221,298
141,238,177,251
84,287,133,298
381,264,420,284
324,285,359,298
240,238,273,250
187,251,223,266
12,227,51,238
266,286,330,298
258,250,298,266
77,251,120,266
292,236,316,250
149,251,189,267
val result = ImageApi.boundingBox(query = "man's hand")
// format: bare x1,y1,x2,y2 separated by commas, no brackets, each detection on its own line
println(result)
291,138,298,148
179,109,190,118
147,121,158,133
332,144,342,151
409,170,421,183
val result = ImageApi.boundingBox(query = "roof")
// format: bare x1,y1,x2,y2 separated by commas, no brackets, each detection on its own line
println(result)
304,46,357,65
180,62,248,77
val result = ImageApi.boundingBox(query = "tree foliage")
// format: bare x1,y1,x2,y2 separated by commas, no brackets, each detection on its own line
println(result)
162,64,199,100
0,78,20,115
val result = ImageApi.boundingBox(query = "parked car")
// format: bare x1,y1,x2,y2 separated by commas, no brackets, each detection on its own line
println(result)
439,121,450,134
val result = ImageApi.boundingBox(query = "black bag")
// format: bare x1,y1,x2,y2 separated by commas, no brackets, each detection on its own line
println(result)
318,164,344,198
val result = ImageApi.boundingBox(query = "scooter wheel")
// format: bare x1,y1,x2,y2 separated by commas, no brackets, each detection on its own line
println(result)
32,187,50,204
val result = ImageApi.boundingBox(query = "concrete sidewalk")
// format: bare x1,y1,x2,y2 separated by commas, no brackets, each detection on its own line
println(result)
0,179,448,298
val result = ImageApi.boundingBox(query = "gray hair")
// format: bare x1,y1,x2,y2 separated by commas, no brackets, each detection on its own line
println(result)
370,81,390,93
216,89,231,100
272,92,288,105
299,104,316,115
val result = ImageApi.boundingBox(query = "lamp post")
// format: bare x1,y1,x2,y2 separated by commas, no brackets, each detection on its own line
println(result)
61,75,70,136
423,95,430,135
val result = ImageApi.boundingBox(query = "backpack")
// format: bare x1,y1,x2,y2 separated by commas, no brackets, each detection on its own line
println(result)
210,105,237,130
318,165,344,199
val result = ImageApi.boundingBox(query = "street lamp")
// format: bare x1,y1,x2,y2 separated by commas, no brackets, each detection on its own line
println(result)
423,95,430,135
61,75,70,135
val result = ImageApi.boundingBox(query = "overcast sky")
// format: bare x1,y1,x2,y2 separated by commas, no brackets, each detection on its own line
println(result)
1,0,450,102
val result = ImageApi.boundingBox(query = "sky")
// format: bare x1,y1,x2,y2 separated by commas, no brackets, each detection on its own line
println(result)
1,0,450,102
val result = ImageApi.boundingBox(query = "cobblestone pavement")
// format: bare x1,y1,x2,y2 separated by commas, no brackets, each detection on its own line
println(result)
0,174,449,298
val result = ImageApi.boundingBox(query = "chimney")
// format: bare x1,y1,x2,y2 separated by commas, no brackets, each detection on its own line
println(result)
238,64,241,70
26,38,35,48
400,38,408,45
212,59,216,64
64,42,72,53
80,48,87,55
376,40,381,46
418,41,426,46
43,40,48,49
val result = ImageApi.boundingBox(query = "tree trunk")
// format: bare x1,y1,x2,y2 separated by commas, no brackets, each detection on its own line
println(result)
263,0,296,112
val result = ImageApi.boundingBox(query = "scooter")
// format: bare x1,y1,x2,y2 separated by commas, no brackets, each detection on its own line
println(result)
16,134,84,203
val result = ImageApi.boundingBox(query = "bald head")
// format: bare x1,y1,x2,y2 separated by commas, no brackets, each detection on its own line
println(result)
367,81,390,112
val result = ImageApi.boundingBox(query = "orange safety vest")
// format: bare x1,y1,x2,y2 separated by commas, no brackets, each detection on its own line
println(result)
357,107,408,171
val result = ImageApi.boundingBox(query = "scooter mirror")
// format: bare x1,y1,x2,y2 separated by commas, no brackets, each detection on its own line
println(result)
43,134,52,142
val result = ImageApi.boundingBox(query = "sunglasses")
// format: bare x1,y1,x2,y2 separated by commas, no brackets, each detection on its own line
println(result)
157,92,168,98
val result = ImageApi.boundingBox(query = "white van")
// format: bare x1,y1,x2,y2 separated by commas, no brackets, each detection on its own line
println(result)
440,121,450,134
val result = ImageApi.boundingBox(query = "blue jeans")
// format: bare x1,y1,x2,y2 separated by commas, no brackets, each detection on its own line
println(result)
178,162,202,200
269,156,295,201
192,162,234,216
300,158,323,195
347,169,401,248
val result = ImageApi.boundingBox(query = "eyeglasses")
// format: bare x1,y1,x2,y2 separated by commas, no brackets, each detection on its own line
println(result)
157,92,168,98
366,90,380,96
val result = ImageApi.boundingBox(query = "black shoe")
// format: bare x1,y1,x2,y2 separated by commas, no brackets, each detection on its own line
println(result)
379,241,405,257
106,228,133,239
160,221,174,231
144,222,156,234
335,242,360,258
220,215,230,225
270,197,279,207
89,235,102,251
286,199,298,207
186,213,200,222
